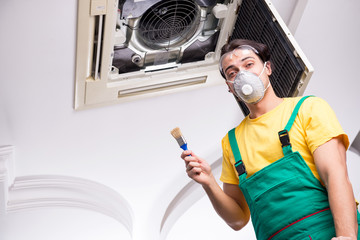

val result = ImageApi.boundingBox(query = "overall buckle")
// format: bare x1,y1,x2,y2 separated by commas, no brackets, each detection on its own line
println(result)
234,160,246,176
278,130,291,148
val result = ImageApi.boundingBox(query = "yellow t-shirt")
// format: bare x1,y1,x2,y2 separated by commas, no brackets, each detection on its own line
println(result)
220,97,349,185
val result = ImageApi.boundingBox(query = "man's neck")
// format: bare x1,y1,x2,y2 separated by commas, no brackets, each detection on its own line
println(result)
246,90,283,119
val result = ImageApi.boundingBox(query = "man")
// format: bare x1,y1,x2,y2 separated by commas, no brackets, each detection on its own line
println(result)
181,39,359,239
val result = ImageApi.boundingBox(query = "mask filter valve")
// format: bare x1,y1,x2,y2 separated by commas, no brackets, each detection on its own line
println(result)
241,84,253,96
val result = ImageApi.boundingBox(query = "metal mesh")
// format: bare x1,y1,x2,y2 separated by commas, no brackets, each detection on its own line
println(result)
139,0,200,49
230,0,304,116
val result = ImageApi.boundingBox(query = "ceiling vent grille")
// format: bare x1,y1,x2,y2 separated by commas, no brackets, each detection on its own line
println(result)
74,0,313,110
138,0,200,49
230,0,310,115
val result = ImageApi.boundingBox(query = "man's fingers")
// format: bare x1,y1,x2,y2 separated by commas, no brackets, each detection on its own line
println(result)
186,161,200,171
181,150,193,158
187,167,202,177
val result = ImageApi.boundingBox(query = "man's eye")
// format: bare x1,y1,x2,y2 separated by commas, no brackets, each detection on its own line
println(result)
246,63,254,68
228,71,237,79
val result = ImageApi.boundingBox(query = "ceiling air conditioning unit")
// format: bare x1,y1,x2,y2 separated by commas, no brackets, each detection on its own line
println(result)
75,0,313,113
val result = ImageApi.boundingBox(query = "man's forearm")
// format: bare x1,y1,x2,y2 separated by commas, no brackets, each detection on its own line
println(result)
202,181,250,230
314,137,358,238
328,175,358,238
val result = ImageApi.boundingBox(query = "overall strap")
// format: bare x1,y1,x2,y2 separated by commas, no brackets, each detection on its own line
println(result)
278,96,314,155
228,128,246,176
284,96,313,132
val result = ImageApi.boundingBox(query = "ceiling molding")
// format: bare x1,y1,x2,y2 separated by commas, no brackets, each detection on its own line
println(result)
160,157,222,239
4,174,134,236
350,130,360,157
0,145,134,236
0,145,14,214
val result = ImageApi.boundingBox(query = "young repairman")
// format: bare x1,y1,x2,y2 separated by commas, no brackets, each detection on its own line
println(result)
172,39,360,239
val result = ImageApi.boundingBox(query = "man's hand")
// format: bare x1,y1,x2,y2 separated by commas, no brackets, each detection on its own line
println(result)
181,150,214,186
331,237,355,240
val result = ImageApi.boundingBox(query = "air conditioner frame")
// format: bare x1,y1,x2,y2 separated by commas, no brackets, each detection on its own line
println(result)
74,0,313,110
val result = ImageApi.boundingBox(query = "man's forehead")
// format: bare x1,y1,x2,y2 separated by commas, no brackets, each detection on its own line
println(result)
221,48,257,68
228,48,257,60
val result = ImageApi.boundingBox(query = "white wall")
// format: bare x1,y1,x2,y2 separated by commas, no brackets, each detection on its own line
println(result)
296,0,360,197
0,0,359,239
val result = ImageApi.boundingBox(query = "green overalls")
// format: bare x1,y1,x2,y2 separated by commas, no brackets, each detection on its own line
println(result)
228,96,360,240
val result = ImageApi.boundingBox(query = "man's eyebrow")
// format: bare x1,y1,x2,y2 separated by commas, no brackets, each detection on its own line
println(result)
223,56,255,74
240,56,255,62
224,65,235,74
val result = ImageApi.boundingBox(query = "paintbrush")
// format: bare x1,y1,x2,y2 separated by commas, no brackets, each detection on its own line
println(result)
170,127,188,151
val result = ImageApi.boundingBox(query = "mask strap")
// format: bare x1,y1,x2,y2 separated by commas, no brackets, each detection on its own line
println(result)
264,80,271,92
261,62,271,92
259,61,267,77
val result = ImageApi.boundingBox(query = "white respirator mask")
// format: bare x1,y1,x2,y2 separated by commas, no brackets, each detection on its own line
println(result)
220,45,271,104
231,62,270,104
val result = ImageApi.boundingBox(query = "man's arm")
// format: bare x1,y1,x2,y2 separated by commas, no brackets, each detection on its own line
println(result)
313,136,358,239
181,150,250,230
204,182,250,230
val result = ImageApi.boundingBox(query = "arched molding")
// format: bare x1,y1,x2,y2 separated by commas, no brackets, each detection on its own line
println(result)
6,174,134,235
0,146,133,236
0,145,14,214
159,157,222,239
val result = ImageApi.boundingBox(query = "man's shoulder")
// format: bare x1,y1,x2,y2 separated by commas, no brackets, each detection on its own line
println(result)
287,96,327,109
222,119,248,143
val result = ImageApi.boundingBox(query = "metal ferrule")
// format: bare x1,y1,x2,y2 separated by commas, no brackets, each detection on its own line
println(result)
175,136,187,147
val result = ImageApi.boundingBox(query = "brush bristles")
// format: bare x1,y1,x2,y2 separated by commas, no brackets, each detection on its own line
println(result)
170,127,187,147
170,127,182,139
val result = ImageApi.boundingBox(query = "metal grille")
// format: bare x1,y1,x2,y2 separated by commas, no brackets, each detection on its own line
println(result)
139,0,200,49
230,0,304,116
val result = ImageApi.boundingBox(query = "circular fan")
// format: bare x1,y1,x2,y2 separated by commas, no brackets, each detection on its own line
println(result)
138,0,200,49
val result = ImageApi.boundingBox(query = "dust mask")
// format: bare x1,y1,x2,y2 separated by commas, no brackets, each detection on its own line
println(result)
231,62,270,104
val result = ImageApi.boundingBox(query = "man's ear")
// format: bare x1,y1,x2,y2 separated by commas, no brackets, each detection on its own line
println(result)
225,80,236,95
265,61,272,76
225,82,233,93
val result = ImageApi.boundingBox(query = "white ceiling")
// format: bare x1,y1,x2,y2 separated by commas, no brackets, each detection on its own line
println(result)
0,0,360,240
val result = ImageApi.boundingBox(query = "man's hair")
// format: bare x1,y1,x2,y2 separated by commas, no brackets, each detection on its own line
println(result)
219,39,272,79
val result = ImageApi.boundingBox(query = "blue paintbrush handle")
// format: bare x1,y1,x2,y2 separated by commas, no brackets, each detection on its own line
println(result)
180,143,188,151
